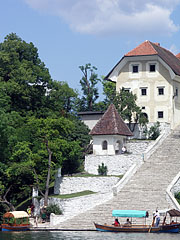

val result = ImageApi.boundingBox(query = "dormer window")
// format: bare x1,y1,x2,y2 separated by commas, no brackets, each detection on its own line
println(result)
132,65,139,73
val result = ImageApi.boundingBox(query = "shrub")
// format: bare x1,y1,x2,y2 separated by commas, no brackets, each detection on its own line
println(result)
144,122,161,140
46,204,62,216
98,163,108,176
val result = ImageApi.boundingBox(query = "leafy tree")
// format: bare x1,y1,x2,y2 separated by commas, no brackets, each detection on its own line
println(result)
0,33,52,116
78,63,101,111
0,34,91,212
102,80,148,130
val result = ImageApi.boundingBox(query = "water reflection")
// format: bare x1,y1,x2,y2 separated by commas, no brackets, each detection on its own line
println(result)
0,231,179,240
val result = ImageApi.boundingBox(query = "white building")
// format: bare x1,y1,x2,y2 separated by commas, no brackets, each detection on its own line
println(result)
90,104,133,156
105,40,180,129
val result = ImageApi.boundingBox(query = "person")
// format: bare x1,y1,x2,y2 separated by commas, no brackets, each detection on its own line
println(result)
154,210,160,227
113,218,120,226
27,206,31,216
124,218,131,226
30,203,35,217
122,146,127,154
34,215,38,227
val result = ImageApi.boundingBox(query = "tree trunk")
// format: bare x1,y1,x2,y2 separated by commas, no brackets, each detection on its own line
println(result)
44,138,52,207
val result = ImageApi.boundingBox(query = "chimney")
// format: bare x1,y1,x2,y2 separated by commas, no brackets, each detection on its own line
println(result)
176,53,180,60
154,43,160,46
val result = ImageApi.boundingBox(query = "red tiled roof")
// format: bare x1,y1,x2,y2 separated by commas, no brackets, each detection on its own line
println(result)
176,53,180,60
125,40,180,76
90,104,133,136
125,41,157,56
105,40,180,79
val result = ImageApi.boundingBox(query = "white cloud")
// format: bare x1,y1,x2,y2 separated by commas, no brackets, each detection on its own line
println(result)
24,0,180,36
169,44,179,54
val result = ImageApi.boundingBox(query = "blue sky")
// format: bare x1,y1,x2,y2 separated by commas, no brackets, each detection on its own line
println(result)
1,0,180,98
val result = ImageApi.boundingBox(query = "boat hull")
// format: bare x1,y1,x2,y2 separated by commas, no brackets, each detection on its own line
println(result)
94,223,180,233
159,224,180,233
1,224,30,232
94,223,160,233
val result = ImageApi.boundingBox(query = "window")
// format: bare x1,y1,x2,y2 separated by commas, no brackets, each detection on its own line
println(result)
158,87,164,95
132,65,139,73
142,106,145,109
102,140,107,150
142,112,148,120
158,111,163,118
149,64,156,72
176,88,178,97
124,88,130,92
141,88,147,96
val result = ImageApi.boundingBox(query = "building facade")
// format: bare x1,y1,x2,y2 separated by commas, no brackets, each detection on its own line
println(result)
106,41,180,129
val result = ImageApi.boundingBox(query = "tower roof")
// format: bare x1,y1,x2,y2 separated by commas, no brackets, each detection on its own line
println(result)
90,104,133,136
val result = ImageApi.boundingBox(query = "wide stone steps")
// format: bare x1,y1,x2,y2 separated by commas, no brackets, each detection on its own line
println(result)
56,127,180,230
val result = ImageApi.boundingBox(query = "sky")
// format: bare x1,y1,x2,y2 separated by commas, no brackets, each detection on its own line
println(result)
1,0,180,98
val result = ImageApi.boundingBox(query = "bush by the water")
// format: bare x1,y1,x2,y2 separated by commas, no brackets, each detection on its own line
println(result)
46,204,62,216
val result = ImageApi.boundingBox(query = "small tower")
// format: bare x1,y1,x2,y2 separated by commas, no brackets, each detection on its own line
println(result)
90,104,133,155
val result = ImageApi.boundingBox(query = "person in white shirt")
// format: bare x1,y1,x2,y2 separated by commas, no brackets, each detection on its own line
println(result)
154,210,160,227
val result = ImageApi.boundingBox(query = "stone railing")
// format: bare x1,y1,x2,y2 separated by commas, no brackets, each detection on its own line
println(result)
143,130,170,161
112,164,138,196
166,172,180,210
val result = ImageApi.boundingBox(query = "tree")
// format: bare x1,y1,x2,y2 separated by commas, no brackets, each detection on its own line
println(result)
102,80,148,130
0,33,52,116
78,63,101,111
0,33,91,212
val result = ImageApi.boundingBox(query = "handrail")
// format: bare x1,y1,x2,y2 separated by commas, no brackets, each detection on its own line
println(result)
166,171,180,210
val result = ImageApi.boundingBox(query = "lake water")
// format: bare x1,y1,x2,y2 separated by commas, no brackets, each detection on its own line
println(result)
0,231,179,240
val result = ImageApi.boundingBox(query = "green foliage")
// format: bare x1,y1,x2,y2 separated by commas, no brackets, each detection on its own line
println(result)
144,122,161,140
175,192,180,204
0,33,90,211
102,81,148,129
50,190,95,199
98,163,108,176
78,63,101,111
46,204,62,215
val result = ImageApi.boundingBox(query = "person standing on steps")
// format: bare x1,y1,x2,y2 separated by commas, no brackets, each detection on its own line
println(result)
154,210,160,227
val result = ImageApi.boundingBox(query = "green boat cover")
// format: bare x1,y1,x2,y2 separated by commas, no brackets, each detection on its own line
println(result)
112,210,148,218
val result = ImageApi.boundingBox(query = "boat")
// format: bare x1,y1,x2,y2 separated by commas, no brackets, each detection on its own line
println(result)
94,209,180,233
158,209,180,233
1,211,30,231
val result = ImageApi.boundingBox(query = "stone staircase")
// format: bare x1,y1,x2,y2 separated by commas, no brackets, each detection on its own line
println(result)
56,126,180,230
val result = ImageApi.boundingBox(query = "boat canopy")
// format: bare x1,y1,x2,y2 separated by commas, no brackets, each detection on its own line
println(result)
3,211,29,219
112,210,148,218
167,209,180,217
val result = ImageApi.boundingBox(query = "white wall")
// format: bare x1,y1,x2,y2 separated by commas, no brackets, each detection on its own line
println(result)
54,176,119,195
92,135,126,155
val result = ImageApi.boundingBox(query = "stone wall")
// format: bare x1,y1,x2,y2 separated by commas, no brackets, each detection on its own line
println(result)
85,140,153,175
85,154,141,175
54,176,120,195
49,192,113,225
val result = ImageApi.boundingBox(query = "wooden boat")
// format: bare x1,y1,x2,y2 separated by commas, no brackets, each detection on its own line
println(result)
94,209,180,233
1,211,30,231
158,209,180,233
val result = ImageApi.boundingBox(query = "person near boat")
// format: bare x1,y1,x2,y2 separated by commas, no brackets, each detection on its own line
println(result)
124,218,132,226
154,210,160,227
113,218,120,226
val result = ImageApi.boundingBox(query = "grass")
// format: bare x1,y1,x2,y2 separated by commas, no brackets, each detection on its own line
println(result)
64,172,123,178
50,190,96,199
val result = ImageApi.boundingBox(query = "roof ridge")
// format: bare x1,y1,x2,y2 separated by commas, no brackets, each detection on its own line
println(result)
112,107,118,133
148,41,158,54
